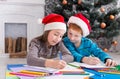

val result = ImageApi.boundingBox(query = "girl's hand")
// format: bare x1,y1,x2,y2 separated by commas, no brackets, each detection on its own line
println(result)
45,59,67,69
105,59,117,67
82,57,101,65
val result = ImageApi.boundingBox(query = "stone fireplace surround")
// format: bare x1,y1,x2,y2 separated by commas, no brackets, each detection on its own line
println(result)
0,0,45,55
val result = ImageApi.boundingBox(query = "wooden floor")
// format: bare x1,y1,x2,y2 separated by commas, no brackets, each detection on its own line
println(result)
0,52,120,79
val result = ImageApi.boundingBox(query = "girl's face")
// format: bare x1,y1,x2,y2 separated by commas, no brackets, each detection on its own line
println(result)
67,28,82,44
47,29,65,46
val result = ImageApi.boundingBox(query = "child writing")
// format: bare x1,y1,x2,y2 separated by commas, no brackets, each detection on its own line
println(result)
27,13,73,69
63,13,117,67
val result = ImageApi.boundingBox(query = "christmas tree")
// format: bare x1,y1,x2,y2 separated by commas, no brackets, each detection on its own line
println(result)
45,0,120,51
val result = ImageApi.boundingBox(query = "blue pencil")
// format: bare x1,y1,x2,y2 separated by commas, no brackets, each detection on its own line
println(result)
58,51,62,60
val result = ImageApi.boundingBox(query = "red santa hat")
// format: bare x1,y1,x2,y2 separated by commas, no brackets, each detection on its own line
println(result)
67,13,91,37
41,13,66,32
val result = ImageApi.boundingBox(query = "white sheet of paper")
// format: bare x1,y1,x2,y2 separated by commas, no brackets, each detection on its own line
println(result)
69,62,114,68
35,63,93,79
24,65,58,72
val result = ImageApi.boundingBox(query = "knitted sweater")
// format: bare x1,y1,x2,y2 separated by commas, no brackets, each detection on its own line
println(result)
63,37,112,63
27,36,73,67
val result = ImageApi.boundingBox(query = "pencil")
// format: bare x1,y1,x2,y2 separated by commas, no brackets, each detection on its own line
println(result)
98,70,120,74
58,51,62,60
20,70,48,76
62,73,90,75
10,72,38,77
67,63,80,68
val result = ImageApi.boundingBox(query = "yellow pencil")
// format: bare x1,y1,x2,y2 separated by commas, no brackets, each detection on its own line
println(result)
20,70,48,76
98,70,120,74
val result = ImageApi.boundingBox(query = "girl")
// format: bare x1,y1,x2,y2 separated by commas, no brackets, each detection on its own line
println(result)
27,13,73,69
63,13,117,67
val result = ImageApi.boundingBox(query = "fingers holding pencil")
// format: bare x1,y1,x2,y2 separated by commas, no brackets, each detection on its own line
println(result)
59,60,67,69
45,59,66,69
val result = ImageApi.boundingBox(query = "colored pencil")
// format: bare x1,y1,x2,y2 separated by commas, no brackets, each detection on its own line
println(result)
58,51,62,60
68,63,80,68
10,72,39,77
20,70,48,76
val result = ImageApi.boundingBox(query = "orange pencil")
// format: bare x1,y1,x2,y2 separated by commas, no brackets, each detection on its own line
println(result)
20,70,48,76
10,72,39,77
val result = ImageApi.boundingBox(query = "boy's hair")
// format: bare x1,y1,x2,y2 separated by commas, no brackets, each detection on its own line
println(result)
68,23,83,35
67,13,91,37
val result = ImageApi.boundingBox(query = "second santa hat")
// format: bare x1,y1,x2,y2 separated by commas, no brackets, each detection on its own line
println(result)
42,13,66,32
68,13,91,37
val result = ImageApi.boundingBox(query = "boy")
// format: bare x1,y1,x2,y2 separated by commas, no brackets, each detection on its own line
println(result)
63,13,117,67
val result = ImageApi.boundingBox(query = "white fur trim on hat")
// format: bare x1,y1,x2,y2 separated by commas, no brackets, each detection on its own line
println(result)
37,18,42,24
68,16,89,37
44,22,66,32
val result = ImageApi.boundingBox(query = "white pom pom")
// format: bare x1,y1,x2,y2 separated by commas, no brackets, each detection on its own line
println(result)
37,18,42,24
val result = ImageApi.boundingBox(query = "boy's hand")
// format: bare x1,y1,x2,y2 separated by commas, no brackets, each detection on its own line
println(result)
105,59,117,67
45,59,67,69
82,57,101,65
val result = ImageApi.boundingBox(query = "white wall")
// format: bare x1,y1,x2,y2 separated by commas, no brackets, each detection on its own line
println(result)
0,0,45,53
0,0,43,4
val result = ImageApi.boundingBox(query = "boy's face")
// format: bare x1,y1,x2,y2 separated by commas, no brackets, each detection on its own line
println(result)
67,28,82,44
47,29,65,46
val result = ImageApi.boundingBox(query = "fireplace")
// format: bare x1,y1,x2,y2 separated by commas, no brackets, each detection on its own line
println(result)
0,0,45,57
0,15,44,56
5,23,27,57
